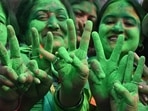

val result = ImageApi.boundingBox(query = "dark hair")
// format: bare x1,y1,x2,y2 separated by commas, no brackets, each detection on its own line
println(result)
98,0,146,25
69,0,100,28
69,0,100,10
142,0,148,13
0,0,17,26
16,0,75,43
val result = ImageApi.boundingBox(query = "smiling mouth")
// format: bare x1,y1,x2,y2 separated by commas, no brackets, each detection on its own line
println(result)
43,32,63,39
52,32,62,37
108,35,127,42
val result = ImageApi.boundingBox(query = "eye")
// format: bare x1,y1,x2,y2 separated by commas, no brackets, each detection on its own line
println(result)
105,19,115,25
57,14,67,21
36,11,49,21
124,20,135,27
74,10,85,17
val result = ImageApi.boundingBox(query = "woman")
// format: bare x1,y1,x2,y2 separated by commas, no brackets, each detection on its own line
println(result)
0,0,52,111
69,0,100,57
15,0,78,110
89,0,147,110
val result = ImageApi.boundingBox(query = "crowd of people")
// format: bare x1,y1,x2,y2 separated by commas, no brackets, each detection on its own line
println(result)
0,0,148,111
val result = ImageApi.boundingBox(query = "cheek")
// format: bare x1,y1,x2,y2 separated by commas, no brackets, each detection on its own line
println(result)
127,28,140,41
29,20,47,32
98,24,110,37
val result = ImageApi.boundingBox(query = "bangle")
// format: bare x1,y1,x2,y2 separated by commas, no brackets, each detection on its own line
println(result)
54,89,84,110
14,96,22,111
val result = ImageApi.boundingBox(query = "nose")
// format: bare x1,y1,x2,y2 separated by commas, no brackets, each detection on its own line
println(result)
77,15,88,31
112,21,124,34
47,14,59,31
81,15,88,24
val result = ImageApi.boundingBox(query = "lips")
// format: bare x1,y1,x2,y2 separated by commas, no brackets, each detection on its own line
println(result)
109,36,118,42
108,35,127,42
43,32,63,39
51,32,63,37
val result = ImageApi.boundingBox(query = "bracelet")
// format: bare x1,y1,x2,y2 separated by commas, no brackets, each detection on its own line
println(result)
14,96,22,111
54,88,84,110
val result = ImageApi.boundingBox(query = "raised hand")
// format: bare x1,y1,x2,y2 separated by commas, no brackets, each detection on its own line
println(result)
0,25,53,111
0,25,34,111
31,27,53,74
88,32,124,110
53,19,92,107
110,52,145,111
19,60,53,111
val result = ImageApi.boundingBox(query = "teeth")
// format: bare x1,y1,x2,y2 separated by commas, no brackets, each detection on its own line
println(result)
109,37,117,41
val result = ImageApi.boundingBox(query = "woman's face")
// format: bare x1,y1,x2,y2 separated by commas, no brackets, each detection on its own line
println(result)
72,1,97,42
27,0,69,52
98,1,141,58
0,3,7,46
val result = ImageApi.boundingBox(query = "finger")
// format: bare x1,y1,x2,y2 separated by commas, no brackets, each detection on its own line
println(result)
0,66,18,82
0,75,14,87
114,82,134,105
79,20,92,53
67,19,76,51
123,51,134,83
70,53,89,78
133,56,145,82
27,60,39,72
0,85,12,92
92,32,105,61
139,94,148,105
118,55,128,82
7,25,20,59
58,47,72,63
89,59,105,83
7,25,26,73
31,27,40,56
110,35,124,63
110,87,119,104
26,60,41,84
139,83,148,94
34,69,53,86
39,48,56,62
17,72,33,83
0,42,9,65
44,31,53,52
134,53,148,78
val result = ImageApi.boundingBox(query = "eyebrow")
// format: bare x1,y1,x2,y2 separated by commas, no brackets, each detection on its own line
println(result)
102,14,138,22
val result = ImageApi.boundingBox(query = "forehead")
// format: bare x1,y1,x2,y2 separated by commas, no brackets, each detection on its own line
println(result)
33,0,66,11
72,1,96,14
102,1,139,20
